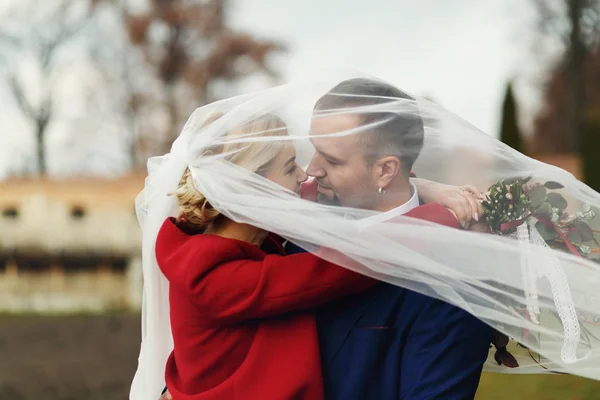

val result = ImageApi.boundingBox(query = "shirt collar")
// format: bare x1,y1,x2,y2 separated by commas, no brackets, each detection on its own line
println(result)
358,183,420,227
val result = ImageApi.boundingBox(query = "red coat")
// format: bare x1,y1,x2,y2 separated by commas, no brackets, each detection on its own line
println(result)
157,206,459,400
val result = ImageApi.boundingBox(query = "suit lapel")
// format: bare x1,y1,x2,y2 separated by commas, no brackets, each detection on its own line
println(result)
317,290,375,366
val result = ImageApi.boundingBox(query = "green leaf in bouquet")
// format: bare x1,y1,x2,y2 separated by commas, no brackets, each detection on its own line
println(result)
529,185,547,208
522,176,532,184
544,181,565,190
493,330,510,348
535,221,555,241
568,230,583,244
511,185,523,201
546,192,568,211
536,202,553,219
550,241,571,251
571,220,595,242
579,245,592,255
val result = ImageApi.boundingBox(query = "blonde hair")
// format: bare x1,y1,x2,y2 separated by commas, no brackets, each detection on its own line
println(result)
170,114,288,233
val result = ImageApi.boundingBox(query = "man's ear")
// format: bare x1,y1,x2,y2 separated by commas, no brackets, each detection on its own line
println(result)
373,156,401,189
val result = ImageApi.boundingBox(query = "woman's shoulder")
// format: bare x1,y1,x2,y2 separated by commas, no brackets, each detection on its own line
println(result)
159,217,244,245
156,218,264,259
156,218,269,283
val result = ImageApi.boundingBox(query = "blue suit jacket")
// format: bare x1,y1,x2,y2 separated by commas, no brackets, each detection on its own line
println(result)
287,243,492,400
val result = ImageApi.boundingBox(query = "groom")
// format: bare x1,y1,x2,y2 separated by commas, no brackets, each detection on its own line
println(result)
290,78,493,399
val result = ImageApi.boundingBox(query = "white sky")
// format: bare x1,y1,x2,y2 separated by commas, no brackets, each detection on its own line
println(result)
229,0,546,135
0,0,557,178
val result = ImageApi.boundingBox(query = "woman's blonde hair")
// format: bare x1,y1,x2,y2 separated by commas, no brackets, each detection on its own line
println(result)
170,113,288,233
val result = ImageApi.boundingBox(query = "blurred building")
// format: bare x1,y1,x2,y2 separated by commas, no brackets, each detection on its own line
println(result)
0,173,145,313
0,153,581,314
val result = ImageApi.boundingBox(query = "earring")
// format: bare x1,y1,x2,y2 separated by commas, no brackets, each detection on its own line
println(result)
378,187,386,195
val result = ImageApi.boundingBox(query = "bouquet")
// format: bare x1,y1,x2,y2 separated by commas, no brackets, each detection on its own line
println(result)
480,177,599,368
482,178,598,259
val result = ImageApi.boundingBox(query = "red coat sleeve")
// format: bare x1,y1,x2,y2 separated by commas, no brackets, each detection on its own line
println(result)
186,251,376,325
186,205,457,326
404,203,460,229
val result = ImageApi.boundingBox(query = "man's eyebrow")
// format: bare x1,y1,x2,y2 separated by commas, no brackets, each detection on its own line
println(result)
317,149,340,162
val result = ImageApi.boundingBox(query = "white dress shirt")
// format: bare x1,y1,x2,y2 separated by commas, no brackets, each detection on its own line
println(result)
359,183,420,228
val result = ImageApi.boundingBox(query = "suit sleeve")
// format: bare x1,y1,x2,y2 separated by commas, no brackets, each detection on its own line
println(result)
399,296,493,400
400,204,484,399
186,252,376,325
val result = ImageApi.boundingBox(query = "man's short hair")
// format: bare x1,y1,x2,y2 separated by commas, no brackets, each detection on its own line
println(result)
314,78,424,174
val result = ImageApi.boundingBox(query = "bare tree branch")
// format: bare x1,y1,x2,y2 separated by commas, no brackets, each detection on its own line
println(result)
101,0,283,159
0,0,100,174
532,0,570,45
0,31,20,48
7,75,35,119
37,0,97,69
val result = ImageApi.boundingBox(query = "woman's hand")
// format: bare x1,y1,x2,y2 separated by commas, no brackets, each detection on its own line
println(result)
412,178,484,228
159,389,173,400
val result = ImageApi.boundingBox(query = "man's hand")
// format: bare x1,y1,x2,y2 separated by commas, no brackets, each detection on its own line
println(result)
159,389,173,400
412,178,484,228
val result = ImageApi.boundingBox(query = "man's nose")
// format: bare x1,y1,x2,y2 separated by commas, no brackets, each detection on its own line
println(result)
306,154,325,177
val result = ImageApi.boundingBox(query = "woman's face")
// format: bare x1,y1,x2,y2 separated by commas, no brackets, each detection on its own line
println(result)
262,143,308,195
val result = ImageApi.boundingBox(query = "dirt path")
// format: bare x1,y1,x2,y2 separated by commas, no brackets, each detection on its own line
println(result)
2,314,599,399
0,314,141,400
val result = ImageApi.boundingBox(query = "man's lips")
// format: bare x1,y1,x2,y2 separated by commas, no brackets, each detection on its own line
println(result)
317,184,333,193
316,180,332,191
317,184,335,201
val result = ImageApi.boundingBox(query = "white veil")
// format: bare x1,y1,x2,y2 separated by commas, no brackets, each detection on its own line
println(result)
130,71,600,399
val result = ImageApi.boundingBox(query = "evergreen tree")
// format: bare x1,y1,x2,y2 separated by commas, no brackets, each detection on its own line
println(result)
500,83,523,153
583,111,600,191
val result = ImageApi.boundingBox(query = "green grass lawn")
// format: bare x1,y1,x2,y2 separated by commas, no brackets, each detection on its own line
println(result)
476,373,600,400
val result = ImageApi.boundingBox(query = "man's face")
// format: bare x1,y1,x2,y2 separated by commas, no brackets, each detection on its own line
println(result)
307,114,379,209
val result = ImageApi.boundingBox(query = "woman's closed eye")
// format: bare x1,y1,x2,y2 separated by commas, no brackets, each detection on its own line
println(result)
286,165,297,175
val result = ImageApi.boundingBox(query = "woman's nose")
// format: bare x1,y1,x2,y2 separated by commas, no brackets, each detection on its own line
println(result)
297,168,308,183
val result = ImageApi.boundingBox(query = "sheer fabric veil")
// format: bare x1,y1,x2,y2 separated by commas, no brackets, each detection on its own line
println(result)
130,71,600,399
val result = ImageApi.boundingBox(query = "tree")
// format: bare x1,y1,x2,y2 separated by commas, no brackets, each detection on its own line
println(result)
108,0,283,157
582,111,600,191
531,0,600,153
0,0,282,175
532,46,600,188
532,45,600,152
0,0,101,175
499,83,524,153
